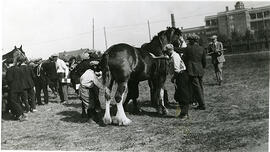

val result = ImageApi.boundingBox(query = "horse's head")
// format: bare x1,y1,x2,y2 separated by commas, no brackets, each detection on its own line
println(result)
158,27,182,50
12,45,25,55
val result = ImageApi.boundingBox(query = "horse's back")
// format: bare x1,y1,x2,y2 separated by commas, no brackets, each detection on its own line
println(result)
101,43,139,82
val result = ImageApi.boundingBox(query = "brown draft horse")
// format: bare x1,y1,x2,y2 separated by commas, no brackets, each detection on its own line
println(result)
99,27,182,125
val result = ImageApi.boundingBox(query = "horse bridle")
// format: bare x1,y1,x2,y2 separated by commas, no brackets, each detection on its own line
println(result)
158,29,176,51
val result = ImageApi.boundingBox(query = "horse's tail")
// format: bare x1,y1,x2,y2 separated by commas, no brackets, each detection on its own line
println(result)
99,52,111,86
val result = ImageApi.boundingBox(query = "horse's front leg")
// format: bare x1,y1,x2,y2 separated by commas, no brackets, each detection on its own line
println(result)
150,81,168,115
112,82,132,126
159,88,168,115
102,81,114,125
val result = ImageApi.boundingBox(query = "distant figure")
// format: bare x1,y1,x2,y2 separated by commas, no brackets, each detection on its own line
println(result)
183,34,207,110
51,54,69,103
208,35,225,85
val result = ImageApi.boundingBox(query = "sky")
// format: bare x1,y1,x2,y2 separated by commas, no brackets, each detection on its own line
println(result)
2,0,269,59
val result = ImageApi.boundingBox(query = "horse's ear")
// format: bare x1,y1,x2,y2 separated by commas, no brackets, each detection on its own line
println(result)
14,46,17,49
19,45,22,50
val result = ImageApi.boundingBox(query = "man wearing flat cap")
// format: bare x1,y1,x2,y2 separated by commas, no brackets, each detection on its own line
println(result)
182,34,207,110
164,44,189,119
51,53,69,104
208,35,225,85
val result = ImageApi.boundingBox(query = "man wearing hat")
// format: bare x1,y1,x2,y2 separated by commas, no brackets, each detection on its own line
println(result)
164,44,189,119
51,53,69,103
208,35,225,85
183,34,207,110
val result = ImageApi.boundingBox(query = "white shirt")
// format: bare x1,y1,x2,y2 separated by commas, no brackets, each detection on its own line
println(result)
171,51,186,73
56,58,69,77
80,69,103,89
180,40,187,48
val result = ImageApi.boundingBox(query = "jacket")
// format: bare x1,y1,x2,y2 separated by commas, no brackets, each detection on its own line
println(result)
183,43,206,77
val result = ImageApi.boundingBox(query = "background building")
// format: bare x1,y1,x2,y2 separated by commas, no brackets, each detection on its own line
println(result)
183,1,270,39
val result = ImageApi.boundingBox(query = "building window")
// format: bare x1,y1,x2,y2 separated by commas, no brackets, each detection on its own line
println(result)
264,11,270,18
251,22,257,30
257,12,263,18
206,20,210,26
265,20,270,29
258,21,264,30
250,13,256,19
211,19,217,26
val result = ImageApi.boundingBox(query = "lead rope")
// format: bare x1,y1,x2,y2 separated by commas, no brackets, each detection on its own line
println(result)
37,63,42,77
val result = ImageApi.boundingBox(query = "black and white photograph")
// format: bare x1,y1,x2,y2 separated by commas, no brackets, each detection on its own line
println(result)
1,0,269,151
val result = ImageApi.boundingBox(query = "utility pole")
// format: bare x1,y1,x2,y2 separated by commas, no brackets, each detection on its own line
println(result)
171,14,175,27
147,20,151,41
92,18,94,49
104,27,108,49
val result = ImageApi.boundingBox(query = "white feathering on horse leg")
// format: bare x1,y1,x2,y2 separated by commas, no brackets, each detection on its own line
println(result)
113,101,132,126
103,99,112,125
160,88,168,115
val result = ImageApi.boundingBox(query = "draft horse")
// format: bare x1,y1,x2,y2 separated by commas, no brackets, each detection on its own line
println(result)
3,45,27,65
99,27,182,125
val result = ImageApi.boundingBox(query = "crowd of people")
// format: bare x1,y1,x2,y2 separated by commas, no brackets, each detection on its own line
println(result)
2,50,102,121
2,33,225,123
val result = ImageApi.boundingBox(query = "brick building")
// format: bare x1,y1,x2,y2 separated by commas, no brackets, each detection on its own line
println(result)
182,1,270,39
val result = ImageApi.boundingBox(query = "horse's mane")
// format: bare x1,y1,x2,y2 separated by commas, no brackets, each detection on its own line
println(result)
141,27,182,56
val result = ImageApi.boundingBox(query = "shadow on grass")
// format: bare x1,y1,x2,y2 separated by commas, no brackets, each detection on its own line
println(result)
139,109,176,118
63,102,82,108
56,110,109,127
57,110,89,123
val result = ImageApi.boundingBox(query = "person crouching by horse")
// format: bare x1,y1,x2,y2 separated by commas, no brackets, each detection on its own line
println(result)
51,54,69,104
79,61,103,122
183,34,206,110
164,44,190,120
6,56,27,121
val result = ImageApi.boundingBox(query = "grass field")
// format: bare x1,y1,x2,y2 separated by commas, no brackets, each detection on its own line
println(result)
1,52,269,151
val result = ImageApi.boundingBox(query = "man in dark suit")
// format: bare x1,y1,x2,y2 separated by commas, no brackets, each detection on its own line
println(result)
208,35,225,85
183,34,207,110
33,61,49,105
42,57,58,96
6,56,27,121
20,57,36,112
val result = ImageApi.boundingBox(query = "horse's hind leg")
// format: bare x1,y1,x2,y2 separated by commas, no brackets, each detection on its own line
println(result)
124,80,141,114
113,82,132,126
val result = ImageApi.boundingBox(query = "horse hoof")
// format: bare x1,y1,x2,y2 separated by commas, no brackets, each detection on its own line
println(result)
102,117,112,125
112,116,132,126
162,109,169,116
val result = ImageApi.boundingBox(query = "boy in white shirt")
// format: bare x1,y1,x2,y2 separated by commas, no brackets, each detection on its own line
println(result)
79,61,105,121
